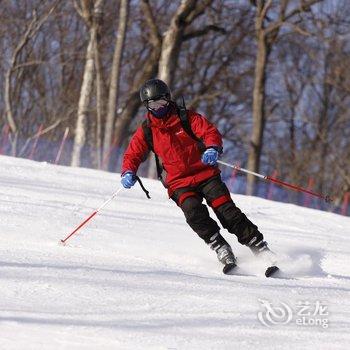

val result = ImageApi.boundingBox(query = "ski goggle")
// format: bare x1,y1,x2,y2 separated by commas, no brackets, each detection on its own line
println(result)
146,98,169,110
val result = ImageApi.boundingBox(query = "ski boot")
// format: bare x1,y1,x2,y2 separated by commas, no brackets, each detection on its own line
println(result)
247,237,270,256
208,232,237,274
248,237,279,277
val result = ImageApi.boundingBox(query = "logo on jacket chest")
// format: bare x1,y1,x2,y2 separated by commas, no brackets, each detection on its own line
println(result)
175,129,184,135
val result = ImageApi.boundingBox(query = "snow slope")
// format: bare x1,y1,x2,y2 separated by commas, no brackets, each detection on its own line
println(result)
0,155,349,350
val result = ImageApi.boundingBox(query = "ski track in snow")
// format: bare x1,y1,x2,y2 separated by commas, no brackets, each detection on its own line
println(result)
0,155,349,349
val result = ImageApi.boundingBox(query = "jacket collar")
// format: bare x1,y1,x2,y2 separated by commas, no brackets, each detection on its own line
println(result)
146,104,179,130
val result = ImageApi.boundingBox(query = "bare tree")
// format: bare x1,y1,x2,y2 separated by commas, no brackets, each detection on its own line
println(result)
102,0,129,170
264,0,350,205
3,2,57,155
147,0,226,178
246,0,322,195
71,0,104,167
112,0,162,157
94,29,103,169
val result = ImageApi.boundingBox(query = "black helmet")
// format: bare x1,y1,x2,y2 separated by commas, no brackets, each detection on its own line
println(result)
139,79,171,103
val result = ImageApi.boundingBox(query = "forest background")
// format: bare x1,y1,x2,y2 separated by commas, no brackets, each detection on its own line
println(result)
1,0,349,214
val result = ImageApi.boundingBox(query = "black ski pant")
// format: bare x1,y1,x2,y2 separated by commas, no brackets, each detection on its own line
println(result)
171,175,264,245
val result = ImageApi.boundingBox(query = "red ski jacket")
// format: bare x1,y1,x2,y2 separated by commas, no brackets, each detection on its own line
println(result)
121,108,223,197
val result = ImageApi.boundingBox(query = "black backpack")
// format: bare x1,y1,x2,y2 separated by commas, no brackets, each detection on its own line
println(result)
141,98,204,186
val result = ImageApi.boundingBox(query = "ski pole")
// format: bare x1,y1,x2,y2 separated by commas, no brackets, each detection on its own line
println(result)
60,188,123,245
217,160,333,203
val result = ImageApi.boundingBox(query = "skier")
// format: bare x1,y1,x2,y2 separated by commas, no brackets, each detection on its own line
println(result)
121,79,272,274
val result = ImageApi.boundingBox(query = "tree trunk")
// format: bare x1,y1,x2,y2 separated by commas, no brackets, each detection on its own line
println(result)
318,59,330,194
4,68,18,156
71,0,104,167
157,0,197,86
246,0,322,195
246,30,268,196
147,0,198,179
94,35,103,169
102,0,129,170
112,0,162,161
71,28,96,167
113,49,161,151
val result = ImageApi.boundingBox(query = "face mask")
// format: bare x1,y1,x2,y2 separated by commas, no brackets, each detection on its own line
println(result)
147,99,170,118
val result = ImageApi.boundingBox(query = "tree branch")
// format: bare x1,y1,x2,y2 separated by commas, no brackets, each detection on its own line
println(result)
265,0,321,35
13,60,46,70
183,24,226,40
184,0,213,24
140,0,162,47
287,23,313,36
18,119,63,157
261,0,273,20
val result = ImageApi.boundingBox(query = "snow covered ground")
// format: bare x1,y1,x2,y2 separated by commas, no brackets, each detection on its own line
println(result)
0,155,349,349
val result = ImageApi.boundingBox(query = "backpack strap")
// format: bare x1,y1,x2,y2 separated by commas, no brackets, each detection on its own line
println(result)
177,97,202,143
142,119,154,151
177,109,201,143
177,98,206,153
142,120,167,187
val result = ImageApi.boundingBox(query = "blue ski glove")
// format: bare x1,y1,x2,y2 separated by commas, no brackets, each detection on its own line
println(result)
201,147,219,166
121,171,137,189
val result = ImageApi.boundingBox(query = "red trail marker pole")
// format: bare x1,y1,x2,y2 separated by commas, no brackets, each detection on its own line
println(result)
229,161,240,193
303,177,315,208
29,124,43,160
0,124,10,155
267,170,278,200
341,192,350,216
102,136,117,170
55,127,69,165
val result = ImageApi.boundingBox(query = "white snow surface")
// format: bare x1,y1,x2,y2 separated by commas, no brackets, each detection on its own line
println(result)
0,155,349,350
